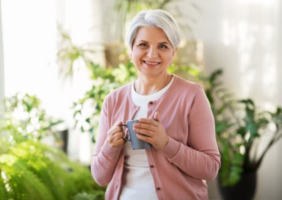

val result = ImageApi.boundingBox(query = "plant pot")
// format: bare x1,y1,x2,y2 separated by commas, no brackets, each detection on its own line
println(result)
218,171,257,200
58,129,69,153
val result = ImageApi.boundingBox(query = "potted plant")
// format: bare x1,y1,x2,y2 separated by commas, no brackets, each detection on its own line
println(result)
205,70,282,200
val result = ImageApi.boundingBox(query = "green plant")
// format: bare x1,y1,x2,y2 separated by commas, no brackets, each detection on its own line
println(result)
72,61,137,142
0,93,63,142
73,191,104,200
206,69,282,187
0,134,106,200
56,26,96,80
0,92,106,199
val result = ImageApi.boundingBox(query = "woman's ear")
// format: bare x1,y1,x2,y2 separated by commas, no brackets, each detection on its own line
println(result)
172,47,178,56
174,47,178,54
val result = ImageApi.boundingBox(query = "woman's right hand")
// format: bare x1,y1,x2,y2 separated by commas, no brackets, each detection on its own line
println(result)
107,121,126,148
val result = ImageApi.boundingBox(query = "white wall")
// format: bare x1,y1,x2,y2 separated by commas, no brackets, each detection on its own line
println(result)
187,0,282,199
56,0,105,165
1,0,106,165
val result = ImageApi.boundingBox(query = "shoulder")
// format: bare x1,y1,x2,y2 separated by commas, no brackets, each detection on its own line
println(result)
172,75,204,95
104,82,132,103
170,75,211,113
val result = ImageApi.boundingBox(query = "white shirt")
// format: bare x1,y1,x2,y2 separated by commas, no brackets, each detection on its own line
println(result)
119,77,174,200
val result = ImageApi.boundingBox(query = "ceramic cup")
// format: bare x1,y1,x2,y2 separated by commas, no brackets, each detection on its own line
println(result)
121,120,152,150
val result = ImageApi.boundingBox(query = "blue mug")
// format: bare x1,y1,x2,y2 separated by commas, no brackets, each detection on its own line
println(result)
121,120,152,150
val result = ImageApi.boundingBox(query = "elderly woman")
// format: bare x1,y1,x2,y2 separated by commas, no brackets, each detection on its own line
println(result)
91,9,220,200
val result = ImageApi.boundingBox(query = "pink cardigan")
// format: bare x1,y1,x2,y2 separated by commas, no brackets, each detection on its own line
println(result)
91,75,220,200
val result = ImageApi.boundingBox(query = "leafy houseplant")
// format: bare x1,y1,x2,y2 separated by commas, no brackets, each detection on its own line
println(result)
0,135,105,200
0,93,106,199
56,26,96,81
0,93,63,142
72,61,137,142
205,70,282,187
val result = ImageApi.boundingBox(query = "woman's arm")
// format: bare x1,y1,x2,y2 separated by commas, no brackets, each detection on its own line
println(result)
162,87,221,180
90,97,123,186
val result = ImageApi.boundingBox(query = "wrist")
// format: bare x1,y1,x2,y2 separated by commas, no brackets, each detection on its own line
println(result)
161,135,169,151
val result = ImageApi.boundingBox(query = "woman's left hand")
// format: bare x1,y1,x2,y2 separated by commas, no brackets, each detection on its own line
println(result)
133,112,169,151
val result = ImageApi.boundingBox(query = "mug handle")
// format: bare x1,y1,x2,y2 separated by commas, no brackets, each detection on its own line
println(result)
120,124,129,141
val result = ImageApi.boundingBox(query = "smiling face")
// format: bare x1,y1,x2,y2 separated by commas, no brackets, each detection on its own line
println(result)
131,26,177,78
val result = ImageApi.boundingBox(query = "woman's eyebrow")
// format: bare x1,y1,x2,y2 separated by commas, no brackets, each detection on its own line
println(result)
137,40,148,43
136,40,171,46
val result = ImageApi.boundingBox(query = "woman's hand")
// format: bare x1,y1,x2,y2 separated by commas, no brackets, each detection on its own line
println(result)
133,112,169,151
107,121,126,148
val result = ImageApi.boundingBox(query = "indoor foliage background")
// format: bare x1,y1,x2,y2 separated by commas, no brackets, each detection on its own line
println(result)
1,0,282,199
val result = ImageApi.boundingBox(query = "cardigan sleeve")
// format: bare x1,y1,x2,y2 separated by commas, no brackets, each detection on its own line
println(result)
162,86,221,180
91,96,122,186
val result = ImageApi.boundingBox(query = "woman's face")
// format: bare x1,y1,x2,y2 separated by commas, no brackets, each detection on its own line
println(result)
131,26,177,78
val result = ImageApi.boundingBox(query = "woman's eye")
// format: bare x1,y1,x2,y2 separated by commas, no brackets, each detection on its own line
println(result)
160,44,168,49
139,43,147,47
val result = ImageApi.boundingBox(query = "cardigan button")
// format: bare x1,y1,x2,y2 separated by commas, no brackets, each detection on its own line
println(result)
149,101,153,105
150,165,154,168
156,187,161,190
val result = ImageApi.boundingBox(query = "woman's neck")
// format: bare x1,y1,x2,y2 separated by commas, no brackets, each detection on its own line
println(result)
134,73,172,95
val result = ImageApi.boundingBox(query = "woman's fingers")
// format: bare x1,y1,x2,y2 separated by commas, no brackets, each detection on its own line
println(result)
109,137,124,148
108,132,125,148
112,131,124,140
135,114,168,151
133,127,154,137
107,121,125,148
133,119,157,138
107,121,123,136
138,118,158,126
136,133,153,143
133,123,155,132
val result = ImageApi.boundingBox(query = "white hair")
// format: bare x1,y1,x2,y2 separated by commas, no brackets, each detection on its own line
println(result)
125,9,181,52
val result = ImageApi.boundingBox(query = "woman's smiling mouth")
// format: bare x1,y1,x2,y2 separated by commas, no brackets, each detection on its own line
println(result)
143,60,161,66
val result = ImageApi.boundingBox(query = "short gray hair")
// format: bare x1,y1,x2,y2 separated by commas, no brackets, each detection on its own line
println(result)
125,9,181,52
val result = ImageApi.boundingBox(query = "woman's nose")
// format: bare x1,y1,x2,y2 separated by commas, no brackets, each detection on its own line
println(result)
147,47,159,58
